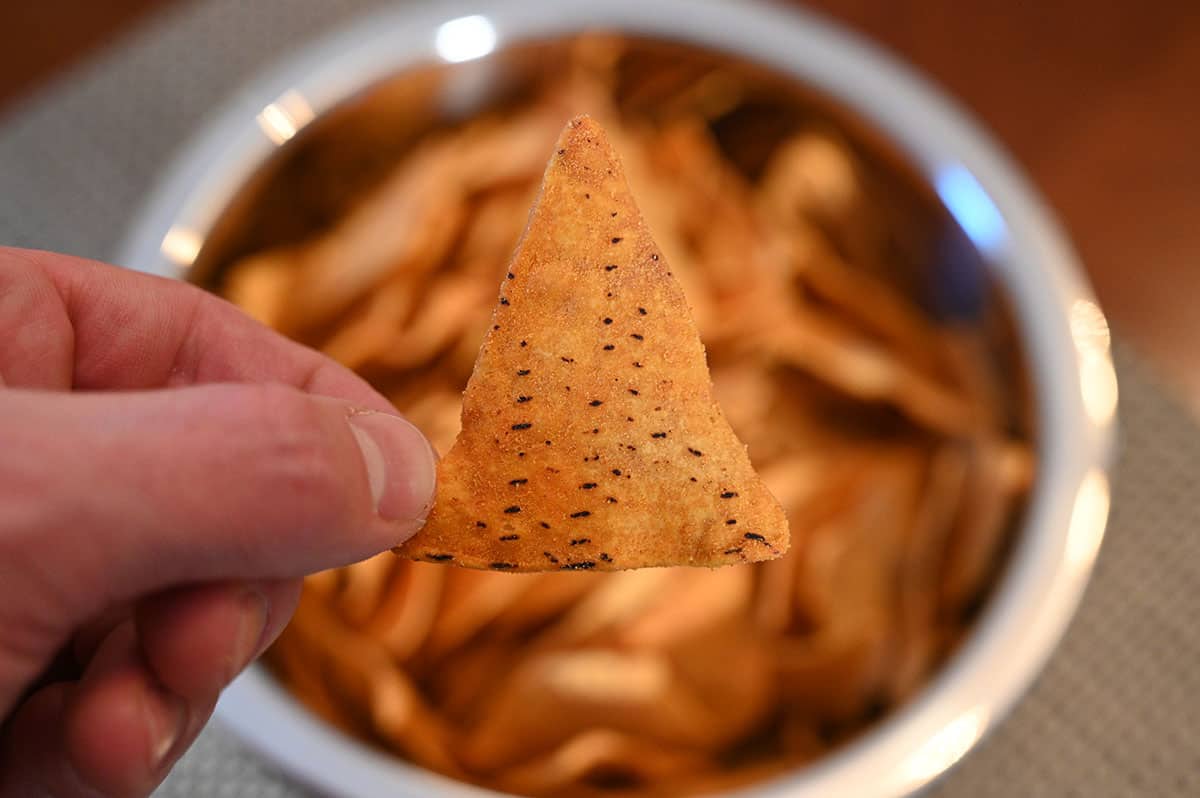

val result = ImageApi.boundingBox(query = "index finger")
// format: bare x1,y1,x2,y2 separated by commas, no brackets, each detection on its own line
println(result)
0,247,393,413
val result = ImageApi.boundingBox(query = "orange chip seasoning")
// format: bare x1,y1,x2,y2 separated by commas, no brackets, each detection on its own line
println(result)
395,116,789,572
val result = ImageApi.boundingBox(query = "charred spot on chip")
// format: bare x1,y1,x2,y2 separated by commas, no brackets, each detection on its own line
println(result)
507,272,515,279
503,505,521,514
603,344,615,351
650,253,659,261
605,264,618,271
493,324,500,330
499,534,520,541
539,521,551,529
570,538,591,546
611,237,622,244
651,432,668,439
611,469,622,476
688,447,704,457
744,532,767,542
570,511,591,518
489,562,518,570
592,428,600,434
599,552,613,562
424,553,454,562
580,482,598,490
606,496,618,503
690,476,698,482
721,491,739,498
589,399,603,407
638,307,648,315
561,561,596,570
723,547,743,556
511,422,532,430
475,521,487,528
633,361,643,368
561,356,575,363
517,451,526,458
519,340,527,347
544,440,552,445
542,551,559,564
499,297,509,306
629,389,639,396
726,519,738,525
508,478,528,486
516,395,532,403
517,369,531,376
630,333,644,341
603,317,613,325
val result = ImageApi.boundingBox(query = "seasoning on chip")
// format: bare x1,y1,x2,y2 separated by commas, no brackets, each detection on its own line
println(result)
395,116,789,572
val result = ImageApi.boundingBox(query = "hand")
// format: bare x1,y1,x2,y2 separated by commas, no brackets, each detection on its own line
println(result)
0,248,437,796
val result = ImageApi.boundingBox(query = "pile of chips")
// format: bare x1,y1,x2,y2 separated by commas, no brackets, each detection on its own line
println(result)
216,37,1034,798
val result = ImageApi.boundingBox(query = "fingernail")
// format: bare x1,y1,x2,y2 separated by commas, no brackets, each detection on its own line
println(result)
229,587,270,680
347,411,437,529
143,689,187,772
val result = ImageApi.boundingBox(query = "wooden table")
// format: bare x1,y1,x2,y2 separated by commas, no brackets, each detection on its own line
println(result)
4,0,1198,409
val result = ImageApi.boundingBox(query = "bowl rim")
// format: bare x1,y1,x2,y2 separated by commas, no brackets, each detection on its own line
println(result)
116,1,1117,796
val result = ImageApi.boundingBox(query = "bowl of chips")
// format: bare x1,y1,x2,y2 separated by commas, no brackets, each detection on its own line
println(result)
118,1,1117,796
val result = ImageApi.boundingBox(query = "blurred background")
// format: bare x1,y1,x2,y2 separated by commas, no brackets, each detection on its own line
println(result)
1,0,1197,412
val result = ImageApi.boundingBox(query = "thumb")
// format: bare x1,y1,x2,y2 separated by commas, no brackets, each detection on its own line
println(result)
0,382,436,610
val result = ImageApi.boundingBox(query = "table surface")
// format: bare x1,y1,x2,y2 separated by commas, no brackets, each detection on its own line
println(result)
2,0,1198,412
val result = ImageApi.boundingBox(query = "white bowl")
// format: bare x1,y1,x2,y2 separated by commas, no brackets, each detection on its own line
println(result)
117,1,1117,796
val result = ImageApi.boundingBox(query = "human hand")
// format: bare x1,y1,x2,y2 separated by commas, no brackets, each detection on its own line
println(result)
0,248,437,796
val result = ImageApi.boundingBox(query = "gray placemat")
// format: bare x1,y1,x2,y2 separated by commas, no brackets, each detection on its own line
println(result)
1,1,1196,796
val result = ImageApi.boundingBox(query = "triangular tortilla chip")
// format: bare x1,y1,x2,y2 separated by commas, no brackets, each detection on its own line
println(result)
396,115,788,571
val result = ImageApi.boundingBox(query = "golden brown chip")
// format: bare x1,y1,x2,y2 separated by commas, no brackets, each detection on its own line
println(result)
222,250,296,327
280,139,466,332
768,313,978,438
396,115,789,571
493,730,706,797
940,437,1034,610
887,445,969,702
287,589,463,776
460,648,716,771
420,569,543,658
365,560,445,661
334,552,397,627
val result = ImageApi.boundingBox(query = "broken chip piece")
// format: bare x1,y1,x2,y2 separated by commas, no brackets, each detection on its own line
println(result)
395,115,789,571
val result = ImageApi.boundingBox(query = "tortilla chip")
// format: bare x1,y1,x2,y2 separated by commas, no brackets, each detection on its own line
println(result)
492,730,706,797
460,648,716,771
396,116,789,571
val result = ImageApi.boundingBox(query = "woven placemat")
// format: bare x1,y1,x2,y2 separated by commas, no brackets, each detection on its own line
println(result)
1,1,1196,795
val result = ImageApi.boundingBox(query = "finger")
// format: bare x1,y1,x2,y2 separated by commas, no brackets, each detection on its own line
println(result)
0,683,105,798
64,622,189,797
0,383,434,716
74,601,135,665
0,250,73,389
1,383,435,586
136,580,301,702
0,247,392,410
